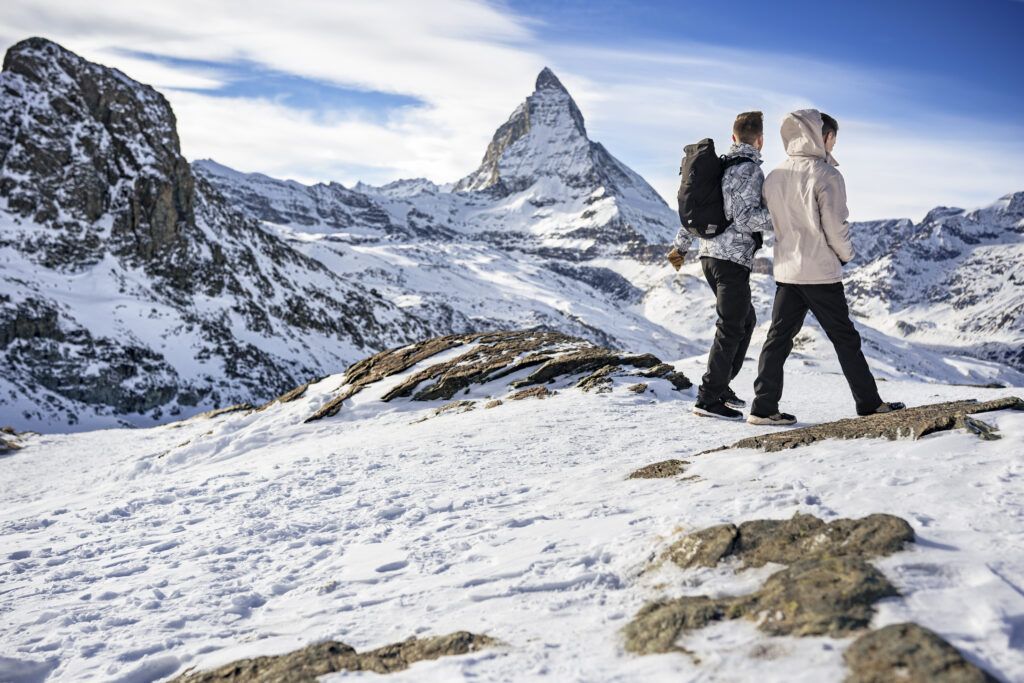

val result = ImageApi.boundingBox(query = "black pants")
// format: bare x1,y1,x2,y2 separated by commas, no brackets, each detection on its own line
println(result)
698,257,756,403
751,282,881,416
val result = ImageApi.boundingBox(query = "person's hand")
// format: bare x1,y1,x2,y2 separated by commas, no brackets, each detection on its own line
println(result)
666,248,685,271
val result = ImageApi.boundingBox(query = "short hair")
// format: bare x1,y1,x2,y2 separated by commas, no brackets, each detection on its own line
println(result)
733,111,763,144
821,113,838,140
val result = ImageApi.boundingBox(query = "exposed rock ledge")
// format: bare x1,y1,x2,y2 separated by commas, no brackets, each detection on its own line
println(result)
302,331,691,423
717,397,1023,454
844,622,997,682
169,631,497,682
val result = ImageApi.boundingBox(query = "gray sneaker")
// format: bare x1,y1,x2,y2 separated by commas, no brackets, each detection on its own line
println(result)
747,411,797,426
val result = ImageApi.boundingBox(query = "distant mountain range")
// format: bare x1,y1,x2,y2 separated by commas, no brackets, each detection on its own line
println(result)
1,37,1021,430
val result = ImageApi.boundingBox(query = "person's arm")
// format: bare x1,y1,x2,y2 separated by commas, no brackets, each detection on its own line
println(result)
725,164,773,234
816,170,855,264
667,225,696,270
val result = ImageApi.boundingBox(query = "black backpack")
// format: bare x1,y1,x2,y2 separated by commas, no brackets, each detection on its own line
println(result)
677,138,754,239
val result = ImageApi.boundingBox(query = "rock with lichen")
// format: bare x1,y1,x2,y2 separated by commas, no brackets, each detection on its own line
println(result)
168,631,498,682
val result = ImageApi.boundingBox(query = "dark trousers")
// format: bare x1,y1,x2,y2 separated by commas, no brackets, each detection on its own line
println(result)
698,257,756,403
751,282,882,416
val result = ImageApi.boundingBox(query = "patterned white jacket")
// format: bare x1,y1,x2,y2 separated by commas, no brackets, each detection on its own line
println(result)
672,142,773,270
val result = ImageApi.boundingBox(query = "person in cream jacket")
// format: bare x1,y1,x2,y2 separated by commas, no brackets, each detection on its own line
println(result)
748,109,904,425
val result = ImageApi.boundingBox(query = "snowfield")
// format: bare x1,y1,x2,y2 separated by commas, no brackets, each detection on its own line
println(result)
2,351,1022,682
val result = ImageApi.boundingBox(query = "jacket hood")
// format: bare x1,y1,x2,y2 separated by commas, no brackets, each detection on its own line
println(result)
780,109,839,166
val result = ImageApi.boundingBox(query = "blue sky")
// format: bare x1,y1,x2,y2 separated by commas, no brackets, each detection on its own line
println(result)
1,0,1022,220
510,0,1023,120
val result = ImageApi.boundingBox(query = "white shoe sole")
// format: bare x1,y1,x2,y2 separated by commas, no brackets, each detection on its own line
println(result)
746,415,797,426
693,406,743,420
724,400,746,410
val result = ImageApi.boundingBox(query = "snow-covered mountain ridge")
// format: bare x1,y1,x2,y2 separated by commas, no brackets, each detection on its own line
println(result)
0,38,454,430
845,193,1024,372
2,36,1022,433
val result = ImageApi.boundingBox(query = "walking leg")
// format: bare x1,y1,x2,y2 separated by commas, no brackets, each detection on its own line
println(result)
803,283,882,414
751,284,808,417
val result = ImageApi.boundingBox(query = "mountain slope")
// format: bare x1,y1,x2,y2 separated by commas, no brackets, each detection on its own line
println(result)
0,38,434,430
845,192,1024,372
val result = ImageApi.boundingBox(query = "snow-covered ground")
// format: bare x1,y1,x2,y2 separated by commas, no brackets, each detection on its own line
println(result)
2,351,1022,682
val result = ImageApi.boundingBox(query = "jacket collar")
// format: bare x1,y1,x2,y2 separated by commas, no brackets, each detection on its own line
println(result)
728,141,762,164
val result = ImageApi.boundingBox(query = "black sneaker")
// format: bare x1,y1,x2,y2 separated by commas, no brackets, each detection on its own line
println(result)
858,401,906,416
747,412,797,426
721,387,746,409
693,400,743,420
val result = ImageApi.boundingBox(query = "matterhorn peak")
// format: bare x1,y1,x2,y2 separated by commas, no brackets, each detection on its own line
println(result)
453,67,595,193
535,66,568,93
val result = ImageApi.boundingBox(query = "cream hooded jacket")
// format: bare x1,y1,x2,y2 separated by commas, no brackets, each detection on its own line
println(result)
762,109,855,285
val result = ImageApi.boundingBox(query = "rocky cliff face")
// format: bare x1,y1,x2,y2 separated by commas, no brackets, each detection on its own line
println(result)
0,38,192,266
0,38,436,429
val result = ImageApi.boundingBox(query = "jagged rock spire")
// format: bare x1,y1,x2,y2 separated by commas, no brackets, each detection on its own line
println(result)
454,67,588,193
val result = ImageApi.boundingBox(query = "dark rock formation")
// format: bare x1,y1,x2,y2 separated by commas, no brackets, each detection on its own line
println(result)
624,513,914,655
627,459,690,479
665,513,915,569
1,37,192,264
748,556,898,637
576,365,618,393
623,556,898,653
434,400,475,415
169,631,497,682
255,378,326,412
717,398,1023,453
508,385,551,400
844,623,998,682
304,331,690,423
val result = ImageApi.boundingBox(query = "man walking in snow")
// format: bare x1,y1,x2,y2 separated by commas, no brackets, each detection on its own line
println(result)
667,111,773,420
747,110,904,425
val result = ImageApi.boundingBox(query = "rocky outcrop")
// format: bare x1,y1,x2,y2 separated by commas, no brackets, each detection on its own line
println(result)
844,623,998,682
304,331,691,423
624,556,898,653
718,397,1023,453
624,513,913,654
169,631,497,682
664,513,914,569
1,37,193,265
627,459,689,480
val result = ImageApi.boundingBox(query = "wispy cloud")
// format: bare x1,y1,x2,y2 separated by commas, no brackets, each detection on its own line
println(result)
1,1,1021,220
551,45,1024,220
